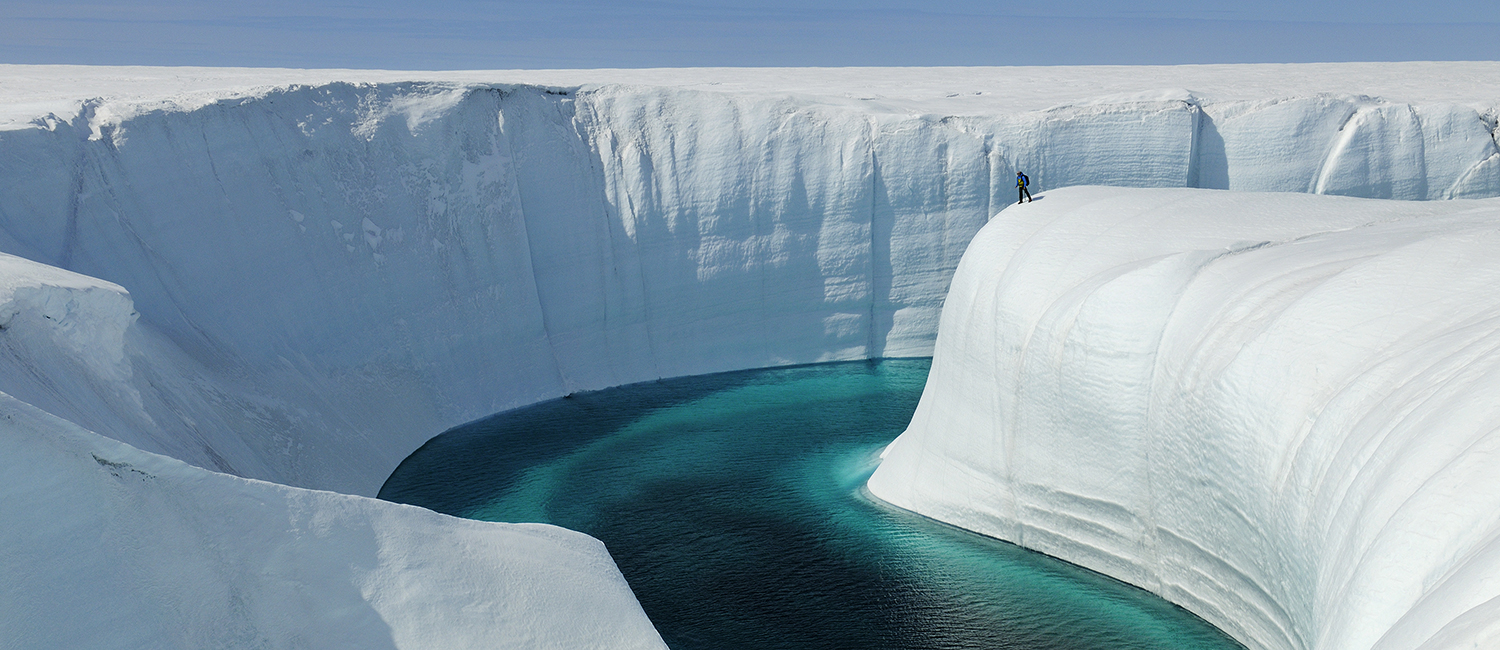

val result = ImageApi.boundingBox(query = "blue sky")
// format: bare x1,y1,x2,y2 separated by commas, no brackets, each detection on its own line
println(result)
2,0,1495,69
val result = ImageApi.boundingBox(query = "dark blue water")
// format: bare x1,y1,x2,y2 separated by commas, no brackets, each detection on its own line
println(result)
379,359,1241,650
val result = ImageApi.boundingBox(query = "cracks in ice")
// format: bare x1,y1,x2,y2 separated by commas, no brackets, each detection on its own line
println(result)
200,126,236,212
1311,104,1365,196
93,453,155,480
58,101,103,269
498,97,572,395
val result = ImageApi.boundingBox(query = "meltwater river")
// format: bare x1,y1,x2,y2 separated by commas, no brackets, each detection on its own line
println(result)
379,359,1240,650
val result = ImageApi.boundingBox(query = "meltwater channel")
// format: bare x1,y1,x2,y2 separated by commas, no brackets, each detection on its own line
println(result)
379,359,1241,650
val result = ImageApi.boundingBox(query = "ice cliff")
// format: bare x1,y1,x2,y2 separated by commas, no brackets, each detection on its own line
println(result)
1,64,1498,648
2,65,1497,497
870,186,1500,650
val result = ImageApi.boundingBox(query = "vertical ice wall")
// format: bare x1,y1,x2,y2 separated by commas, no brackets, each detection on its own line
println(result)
869,186,1500,650
0,80,1496,497
0,83,1195,494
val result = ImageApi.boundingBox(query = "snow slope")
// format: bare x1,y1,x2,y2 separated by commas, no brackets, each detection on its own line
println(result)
869,186,1500,650
0,251,665,649
0,392,665,650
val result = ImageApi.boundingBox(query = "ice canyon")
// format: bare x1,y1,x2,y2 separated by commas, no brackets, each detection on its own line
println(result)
2,63,1500,648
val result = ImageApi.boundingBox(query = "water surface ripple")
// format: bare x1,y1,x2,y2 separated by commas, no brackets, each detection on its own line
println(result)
380,359,1241,650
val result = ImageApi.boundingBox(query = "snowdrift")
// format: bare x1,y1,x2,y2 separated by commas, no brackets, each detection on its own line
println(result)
870,186,1500,650
0,65,1498,648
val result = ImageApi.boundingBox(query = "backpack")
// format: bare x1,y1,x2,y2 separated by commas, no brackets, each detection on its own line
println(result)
1018,173,1029,188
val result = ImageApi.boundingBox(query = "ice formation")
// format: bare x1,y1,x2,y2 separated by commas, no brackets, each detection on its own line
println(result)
0,63,1498,648
0,251,667,648
0,393,664,650
870,186,1500,650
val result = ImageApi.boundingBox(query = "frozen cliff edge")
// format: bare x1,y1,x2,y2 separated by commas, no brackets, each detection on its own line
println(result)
0,251,667,649
869,186,1500,650
1,65,1497,497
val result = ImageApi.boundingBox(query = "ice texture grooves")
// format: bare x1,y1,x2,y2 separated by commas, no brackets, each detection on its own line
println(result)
868,186,1500,650
1,67,1497,498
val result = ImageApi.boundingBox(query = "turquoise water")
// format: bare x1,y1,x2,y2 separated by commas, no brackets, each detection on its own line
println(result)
379,359,1241,650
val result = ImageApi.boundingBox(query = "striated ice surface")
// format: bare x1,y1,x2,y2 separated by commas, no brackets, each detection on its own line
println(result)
869,186,1500,650
1,64,1498,648
0,65,1496,497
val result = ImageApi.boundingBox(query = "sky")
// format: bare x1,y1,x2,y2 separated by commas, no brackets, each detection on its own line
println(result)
1,0,1496,69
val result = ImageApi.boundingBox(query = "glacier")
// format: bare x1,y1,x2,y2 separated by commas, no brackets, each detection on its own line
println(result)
0,63,1498,648
869,186,1500,650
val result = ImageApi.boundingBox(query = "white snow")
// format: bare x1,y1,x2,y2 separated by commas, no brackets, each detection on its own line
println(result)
0,64,1498,648
869,186,1500,650
0,250,666,649
5,62,1500,129
0,390,665,650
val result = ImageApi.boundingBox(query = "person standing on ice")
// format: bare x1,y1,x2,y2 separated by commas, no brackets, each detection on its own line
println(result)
1016,171,1033,203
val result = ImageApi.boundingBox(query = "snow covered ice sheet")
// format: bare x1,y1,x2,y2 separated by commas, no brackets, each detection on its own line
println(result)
870,186,1500,650
0,64,1498,648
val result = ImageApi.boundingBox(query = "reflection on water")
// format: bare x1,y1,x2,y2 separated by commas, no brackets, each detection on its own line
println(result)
380,359,1241,650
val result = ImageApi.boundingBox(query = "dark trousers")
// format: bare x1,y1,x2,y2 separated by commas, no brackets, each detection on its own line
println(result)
1018,186,1032,203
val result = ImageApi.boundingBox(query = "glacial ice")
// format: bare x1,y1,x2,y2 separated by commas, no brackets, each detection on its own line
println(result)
0,251,666,648
0,393,665,650
0,63,1498,648
869,186,1500,650
2,65,1496,497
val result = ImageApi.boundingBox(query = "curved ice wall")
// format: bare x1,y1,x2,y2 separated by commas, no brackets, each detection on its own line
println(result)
1,67,1499,649
1,78,1496,496
869,187,1500,650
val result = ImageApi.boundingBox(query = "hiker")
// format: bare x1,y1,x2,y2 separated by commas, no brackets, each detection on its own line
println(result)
1017,171,1033,203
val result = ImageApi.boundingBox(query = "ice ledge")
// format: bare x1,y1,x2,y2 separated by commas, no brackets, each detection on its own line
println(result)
870,186,1500,650
0,252,135,378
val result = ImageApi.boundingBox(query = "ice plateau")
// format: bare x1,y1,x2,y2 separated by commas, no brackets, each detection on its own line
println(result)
1,63,1498,648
